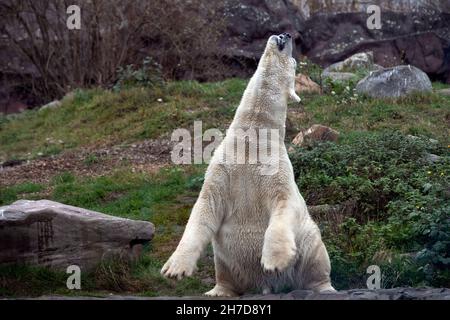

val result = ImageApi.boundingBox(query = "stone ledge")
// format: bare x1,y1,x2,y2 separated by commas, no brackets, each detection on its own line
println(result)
19,288,450,300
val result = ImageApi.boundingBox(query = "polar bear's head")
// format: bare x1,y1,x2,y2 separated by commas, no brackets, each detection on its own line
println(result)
259,32,297,74
266,33,294,58
257,33,300,103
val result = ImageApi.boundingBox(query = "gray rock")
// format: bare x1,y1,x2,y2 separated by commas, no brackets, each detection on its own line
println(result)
39,100,62,111
356,65,433,98
322,71,358,83
437,88,450,96
291,124,340,148
425,153,441,164
324,52,374,74
321,52,384,86
372,64,385,71
18,288,450,300
0,200,154,271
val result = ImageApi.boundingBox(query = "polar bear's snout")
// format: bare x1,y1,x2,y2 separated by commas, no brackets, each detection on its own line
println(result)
273,33,292,53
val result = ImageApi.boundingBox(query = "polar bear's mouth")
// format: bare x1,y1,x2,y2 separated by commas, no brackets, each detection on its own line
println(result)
276,33,291,52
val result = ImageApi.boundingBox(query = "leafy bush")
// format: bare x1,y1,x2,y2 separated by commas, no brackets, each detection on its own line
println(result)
114,57,163,91
289,131,449,288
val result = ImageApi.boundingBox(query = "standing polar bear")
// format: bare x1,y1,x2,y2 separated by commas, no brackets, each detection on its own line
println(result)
162,33,335,296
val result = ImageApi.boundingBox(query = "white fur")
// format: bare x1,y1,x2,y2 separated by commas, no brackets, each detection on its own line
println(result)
161,35,334,296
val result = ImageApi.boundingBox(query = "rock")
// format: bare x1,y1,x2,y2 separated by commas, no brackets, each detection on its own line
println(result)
356,65,433,98
219,0,303,62
21,287,450,300
39,100,62,111
285,116,299,139
0,200,154,271
437,88,450,96
372,64,385,71
324,52,375,73
295,73,321,94
62,91,76,102
322,71,357,83
425,153,441,164
291,125,339,148
321,52,384,85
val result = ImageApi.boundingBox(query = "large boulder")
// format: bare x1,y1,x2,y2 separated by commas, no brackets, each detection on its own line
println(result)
291,124,339,148
356,65,433,98
323,52,375,73
321,52,384,84
437,88,450,96
39,100,62,112
295,73,321,94
322,71,358,84
0,200,154,271
218,0,304,71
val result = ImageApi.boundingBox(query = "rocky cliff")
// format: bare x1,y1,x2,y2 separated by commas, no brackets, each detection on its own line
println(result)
1,0,449,113
220,0,450,83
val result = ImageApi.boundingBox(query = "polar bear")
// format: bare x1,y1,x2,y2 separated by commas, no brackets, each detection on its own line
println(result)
161,33,335,296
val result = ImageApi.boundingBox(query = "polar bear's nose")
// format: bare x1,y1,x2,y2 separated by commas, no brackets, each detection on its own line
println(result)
282,32,292,39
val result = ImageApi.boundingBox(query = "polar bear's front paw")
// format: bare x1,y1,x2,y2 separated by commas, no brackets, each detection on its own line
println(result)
161,253,197,280
261,239,297,272
290,92,301,103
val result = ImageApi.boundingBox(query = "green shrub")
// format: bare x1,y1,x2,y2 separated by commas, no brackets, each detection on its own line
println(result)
113,57,163,91
289,131,449,288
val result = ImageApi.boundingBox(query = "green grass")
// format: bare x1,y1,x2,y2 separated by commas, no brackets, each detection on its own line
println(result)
0,182,45,205
0,165,211,297
0,264,70,297
296,91,450,144
432,82,450,90
0,79,247,162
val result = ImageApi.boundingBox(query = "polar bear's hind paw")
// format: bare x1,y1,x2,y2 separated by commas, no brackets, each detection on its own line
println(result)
205,285,238,297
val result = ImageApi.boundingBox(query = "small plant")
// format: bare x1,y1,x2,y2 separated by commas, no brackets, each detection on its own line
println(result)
52,172,76,185
83,154,100,166
186,175,205,191
113,57,163,91
326,79,362,105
